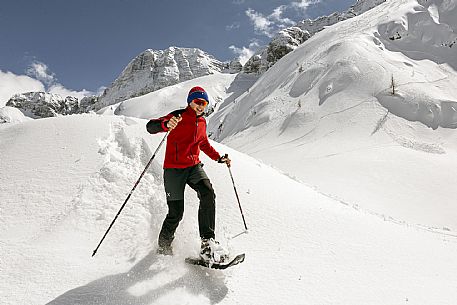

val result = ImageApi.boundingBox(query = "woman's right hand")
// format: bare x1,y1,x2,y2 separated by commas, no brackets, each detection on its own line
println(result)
166,115,182,130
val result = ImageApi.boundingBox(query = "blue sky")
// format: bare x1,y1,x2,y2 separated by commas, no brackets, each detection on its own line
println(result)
0,0,354,100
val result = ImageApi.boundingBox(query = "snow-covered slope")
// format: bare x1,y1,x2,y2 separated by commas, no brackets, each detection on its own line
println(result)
105,72,258,122
1,114,457,305
209,0,457,230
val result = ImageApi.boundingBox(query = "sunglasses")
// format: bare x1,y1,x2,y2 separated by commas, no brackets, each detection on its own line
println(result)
192,99,208,107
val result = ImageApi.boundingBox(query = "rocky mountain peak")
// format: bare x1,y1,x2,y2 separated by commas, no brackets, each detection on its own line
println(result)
243,0,386,74
96,46,231,108
6,92,98,118
243,27,311,74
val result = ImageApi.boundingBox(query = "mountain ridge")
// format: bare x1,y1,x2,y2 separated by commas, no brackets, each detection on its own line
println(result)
96,46,238,109
242,0,387,74
3,0,388,118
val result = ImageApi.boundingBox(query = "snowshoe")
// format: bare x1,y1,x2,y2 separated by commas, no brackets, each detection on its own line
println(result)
185,253,245,269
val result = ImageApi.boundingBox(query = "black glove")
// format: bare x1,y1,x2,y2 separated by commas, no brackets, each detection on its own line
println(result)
218,154,231,167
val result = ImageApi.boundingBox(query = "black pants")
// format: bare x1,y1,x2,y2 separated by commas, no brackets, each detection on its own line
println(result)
158,164,216,247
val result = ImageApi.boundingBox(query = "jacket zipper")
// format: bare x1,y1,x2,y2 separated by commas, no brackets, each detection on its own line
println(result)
175,142,178,162
190,118,198,163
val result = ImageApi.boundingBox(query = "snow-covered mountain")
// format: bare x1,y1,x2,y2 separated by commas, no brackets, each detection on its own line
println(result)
96,47,236,109
243,0,386,74
209,0,457,230
296,0,387,36
2,1,387,116
6,92,98,118
3,47,235,118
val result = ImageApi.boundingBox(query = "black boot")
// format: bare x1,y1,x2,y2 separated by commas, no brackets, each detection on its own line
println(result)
157,244,173,256
157,236,173,256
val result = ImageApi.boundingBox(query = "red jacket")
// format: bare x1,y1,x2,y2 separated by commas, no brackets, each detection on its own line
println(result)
146,106,221,168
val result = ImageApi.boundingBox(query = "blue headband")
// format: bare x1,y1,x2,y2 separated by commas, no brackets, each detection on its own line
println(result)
187,91,209,105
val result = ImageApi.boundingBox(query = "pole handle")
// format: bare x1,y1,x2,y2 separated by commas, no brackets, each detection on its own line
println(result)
223,153,231,168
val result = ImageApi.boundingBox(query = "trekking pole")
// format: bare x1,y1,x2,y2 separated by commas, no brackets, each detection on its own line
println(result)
224,154,248,231
92,130,170,257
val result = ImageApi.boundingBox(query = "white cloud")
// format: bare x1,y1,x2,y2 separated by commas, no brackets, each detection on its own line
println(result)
28,60,94,98
246,8,274,37
48,84,92,100
246,0,319,38
238,0,321,64
0,70,45,107
26,61,56,86
229,41,260,65
0,61,96,107
271,6,295,25
291,0,321,13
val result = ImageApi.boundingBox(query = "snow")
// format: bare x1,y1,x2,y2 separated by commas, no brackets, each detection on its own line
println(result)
1,114,457,305
103,73,245,119
0,106,32,123
2,0,457,304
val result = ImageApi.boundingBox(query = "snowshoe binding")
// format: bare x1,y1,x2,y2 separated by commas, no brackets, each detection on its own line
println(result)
199,238,230,264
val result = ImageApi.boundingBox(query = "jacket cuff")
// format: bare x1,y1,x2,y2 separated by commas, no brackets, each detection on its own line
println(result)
161,120,170,131
214,153,222,162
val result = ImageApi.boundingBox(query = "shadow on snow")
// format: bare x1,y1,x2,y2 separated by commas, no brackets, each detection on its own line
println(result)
46,250,228,305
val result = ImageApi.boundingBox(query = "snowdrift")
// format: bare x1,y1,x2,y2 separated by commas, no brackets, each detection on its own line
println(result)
0,106,32,124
